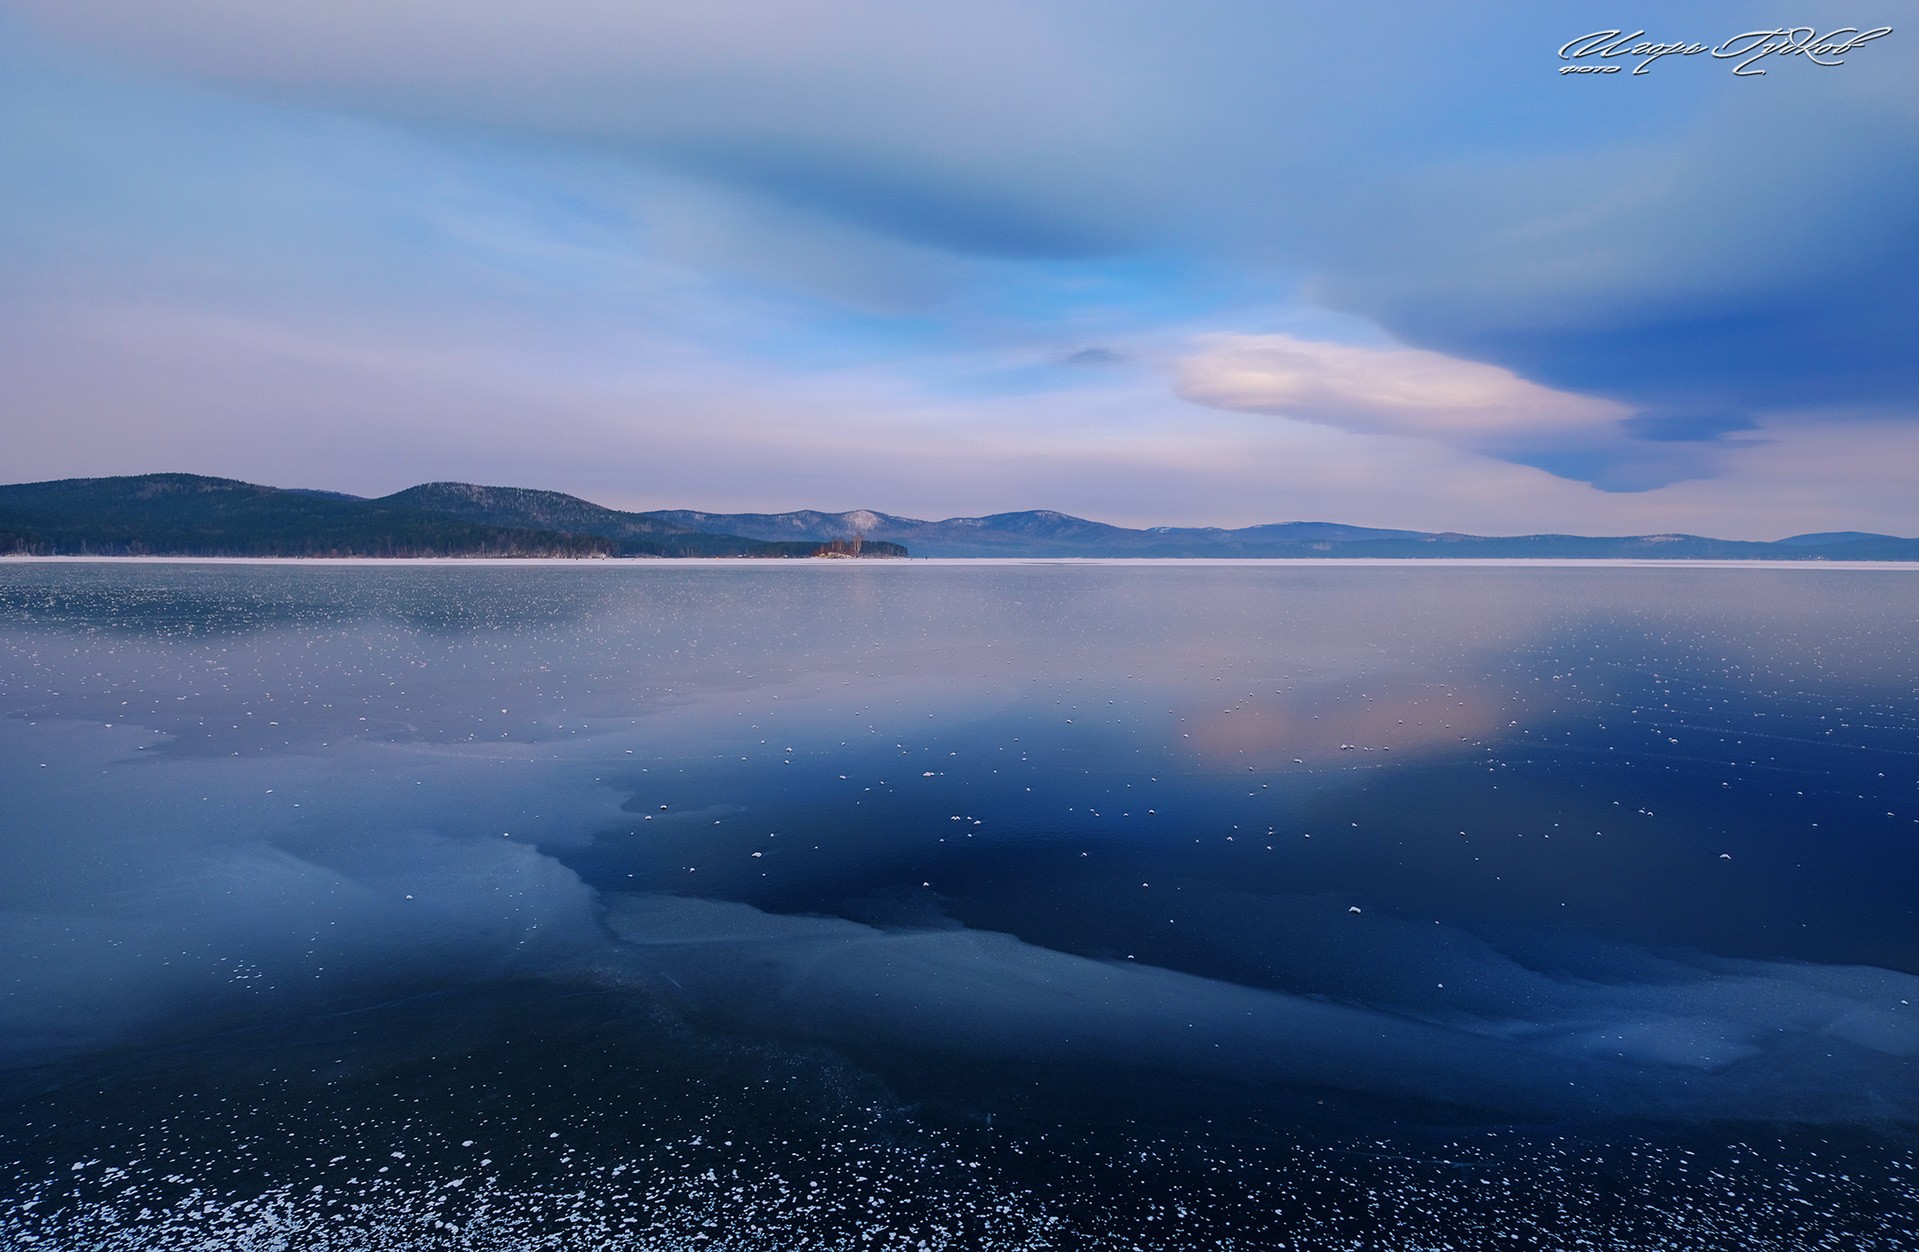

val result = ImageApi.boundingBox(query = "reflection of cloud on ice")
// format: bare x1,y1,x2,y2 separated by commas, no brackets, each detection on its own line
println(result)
603,893,1919,1126
1162,580,1573,771
1182,678,1511,768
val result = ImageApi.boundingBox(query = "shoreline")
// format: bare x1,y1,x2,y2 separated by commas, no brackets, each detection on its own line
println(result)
4,555,1916,571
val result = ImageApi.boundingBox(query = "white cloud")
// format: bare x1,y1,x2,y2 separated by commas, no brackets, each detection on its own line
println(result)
1175,332,1630,444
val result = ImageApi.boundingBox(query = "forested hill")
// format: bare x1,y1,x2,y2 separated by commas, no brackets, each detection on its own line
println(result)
0,476,904,558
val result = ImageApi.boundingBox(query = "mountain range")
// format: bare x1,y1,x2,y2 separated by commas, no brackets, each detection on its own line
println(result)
651,507,1919,558
3,474,1916,560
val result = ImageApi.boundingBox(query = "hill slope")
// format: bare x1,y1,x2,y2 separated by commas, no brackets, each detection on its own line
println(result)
375,483,802,557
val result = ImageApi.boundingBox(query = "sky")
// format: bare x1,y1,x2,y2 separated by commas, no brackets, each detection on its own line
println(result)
0,0,1914,538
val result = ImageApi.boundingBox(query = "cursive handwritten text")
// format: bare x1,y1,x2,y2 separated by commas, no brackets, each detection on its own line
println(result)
1559,26,1892,76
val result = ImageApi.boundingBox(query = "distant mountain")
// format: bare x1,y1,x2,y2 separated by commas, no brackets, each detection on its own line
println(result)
2,475,1912,560
646,507,1156,555
0,476,904,559
645,508,1426,556
643,507,1919,560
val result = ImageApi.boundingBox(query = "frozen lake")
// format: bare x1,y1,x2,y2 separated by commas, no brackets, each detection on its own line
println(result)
2,561,1915,1248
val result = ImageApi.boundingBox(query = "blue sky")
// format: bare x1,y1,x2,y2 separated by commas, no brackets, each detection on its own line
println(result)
1,0,1913,536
